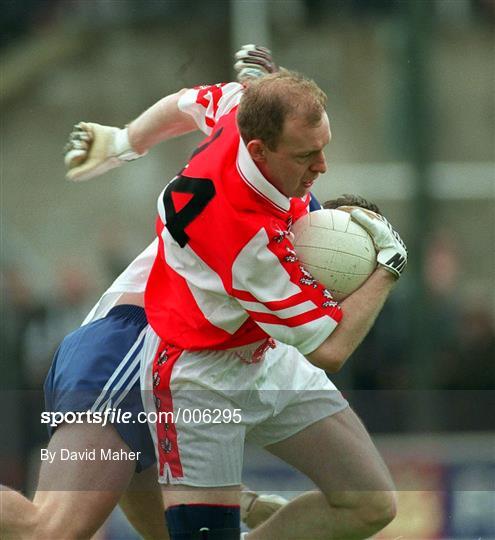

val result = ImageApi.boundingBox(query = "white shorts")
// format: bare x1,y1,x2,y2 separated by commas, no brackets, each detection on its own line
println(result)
141,327,348,487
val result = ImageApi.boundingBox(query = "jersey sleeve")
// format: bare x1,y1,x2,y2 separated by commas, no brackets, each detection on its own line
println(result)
178,82,244,135
230,227,342,355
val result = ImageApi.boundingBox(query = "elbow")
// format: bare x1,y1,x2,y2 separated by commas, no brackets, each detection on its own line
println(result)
323,354,347,373
309,349,349,373
307,336,355,373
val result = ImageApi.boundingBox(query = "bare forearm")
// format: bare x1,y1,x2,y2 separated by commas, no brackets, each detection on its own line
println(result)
308,268,396,372
127,89,198,154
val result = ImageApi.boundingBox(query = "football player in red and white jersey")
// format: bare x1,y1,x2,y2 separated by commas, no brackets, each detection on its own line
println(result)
139,72,405,539
65,68,405,537
6,50,406,540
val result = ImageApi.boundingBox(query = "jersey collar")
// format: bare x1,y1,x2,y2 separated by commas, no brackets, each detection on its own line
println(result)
236,138,291,212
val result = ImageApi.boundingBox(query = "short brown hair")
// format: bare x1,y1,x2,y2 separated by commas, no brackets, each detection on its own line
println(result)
323,194,381,215
237,70,327,150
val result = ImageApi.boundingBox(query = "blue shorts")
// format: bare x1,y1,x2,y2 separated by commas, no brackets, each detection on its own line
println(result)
44,305,155,472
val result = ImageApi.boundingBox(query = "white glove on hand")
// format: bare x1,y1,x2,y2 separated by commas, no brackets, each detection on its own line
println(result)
351,209,408,278
234,44,278,82
64,122,144,182
240,490,288,528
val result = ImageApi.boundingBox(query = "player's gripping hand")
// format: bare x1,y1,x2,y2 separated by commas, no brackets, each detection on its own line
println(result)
240,490,288,528
64,122,145,182
234,44,278,82
351,209,408,278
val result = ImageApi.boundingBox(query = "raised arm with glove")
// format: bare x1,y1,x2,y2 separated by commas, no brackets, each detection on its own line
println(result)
64,44,277,183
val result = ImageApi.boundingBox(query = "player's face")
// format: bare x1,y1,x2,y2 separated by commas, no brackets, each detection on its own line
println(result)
263,113,330,198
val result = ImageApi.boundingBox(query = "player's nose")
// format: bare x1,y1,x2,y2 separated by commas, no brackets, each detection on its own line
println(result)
310,151,327,174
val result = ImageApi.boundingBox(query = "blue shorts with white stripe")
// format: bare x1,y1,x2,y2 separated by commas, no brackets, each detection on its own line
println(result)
43,305,155,472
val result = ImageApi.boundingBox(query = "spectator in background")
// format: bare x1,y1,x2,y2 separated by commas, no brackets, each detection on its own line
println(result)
447,303,495,390
1,264,46,489
423,228,494,389
0,260,94,492
22,261,94,388
424,229,462,363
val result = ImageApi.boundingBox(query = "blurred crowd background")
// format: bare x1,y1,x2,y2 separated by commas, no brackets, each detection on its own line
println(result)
1,0,494,538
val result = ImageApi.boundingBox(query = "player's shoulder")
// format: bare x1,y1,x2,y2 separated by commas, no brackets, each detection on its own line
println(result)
187,81,243,105
178,82,243,134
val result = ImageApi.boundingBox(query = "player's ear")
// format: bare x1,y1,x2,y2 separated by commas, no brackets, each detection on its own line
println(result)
246,140,267,163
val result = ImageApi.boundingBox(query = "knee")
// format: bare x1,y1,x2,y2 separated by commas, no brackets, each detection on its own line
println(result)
326,489,397,536
357,490,397,533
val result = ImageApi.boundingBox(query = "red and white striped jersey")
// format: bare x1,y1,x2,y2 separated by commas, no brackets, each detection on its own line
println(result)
145,83,342,355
